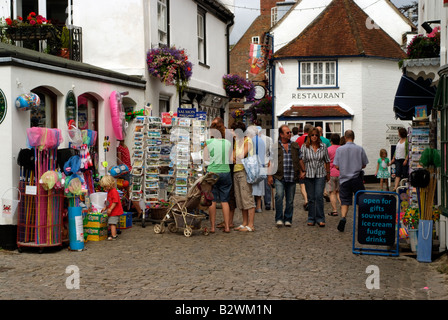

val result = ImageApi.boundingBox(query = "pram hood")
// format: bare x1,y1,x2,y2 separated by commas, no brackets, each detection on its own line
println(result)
170,172,219,211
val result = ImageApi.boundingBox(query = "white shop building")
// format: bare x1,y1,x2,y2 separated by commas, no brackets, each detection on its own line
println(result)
269,0,415,177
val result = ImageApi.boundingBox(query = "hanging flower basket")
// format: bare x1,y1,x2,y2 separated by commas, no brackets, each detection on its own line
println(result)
230,109,245,122
146,46,193,95
223,74,255,101
406,27,440,59
246,96,272,123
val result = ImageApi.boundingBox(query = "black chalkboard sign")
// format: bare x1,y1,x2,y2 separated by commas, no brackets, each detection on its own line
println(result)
357,193,397,246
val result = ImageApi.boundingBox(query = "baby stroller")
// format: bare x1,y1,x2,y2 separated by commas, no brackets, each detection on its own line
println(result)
154,172,218,237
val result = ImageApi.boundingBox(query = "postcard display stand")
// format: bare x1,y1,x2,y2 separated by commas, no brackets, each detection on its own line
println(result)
408,118,431,207
129,116,167,225
170,117,206,198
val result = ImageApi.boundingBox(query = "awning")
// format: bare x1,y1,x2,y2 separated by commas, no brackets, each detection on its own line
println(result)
393,74,437,120
279,105,353,119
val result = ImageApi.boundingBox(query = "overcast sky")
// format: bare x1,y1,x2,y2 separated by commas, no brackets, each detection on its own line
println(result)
230,0,416,44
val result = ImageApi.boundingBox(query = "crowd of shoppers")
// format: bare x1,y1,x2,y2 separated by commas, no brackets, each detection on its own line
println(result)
203,119,405,234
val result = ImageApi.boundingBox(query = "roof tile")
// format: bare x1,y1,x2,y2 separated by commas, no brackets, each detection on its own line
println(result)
275,0,406,59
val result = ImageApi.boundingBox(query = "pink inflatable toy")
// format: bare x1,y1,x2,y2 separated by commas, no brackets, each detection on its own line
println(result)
109,91,126,141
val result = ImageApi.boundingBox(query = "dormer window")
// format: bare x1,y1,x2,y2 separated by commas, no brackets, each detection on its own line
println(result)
252,36,259,44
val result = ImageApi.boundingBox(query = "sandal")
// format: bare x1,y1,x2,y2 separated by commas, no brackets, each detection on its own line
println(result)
328,212,338,216
307,222,315,226
234,224,246,231
239,226,254,232
216,221,225,228
318,222,326,227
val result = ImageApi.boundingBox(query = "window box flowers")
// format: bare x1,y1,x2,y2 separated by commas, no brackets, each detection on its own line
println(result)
223,74,255,101
3,13,53,41
146,46,193,95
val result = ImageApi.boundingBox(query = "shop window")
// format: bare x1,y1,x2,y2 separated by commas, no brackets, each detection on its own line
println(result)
30,87,57,128
325,121,342,140
77,94,98,131
286,120,342,139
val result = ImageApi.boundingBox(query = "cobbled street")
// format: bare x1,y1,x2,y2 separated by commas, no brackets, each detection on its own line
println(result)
1,183,447,303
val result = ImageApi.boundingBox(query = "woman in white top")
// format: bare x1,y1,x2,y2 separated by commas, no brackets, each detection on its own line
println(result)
390,127,409,191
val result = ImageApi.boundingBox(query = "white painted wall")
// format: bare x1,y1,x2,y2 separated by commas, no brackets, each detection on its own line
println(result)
73,0,147,76
0,63,145,225
71,0,231,114
360,58,411,175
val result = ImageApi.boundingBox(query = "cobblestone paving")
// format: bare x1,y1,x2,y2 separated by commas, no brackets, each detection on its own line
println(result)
1,184,447,301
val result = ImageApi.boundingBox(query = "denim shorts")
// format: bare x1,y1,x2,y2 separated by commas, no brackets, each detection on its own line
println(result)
211,172,232,203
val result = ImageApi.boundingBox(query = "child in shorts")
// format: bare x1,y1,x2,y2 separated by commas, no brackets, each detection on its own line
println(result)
100,175,124,240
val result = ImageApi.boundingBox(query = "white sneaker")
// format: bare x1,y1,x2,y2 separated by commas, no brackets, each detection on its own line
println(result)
276,220,284,227
284,221,292,227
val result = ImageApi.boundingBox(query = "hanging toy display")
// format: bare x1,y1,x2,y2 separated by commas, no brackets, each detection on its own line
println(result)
15,93,41,111
63,155,86,200
39,170,66,191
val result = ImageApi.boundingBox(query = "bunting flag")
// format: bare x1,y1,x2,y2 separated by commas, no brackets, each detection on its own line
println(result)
250,43,262,59
278,61,285,74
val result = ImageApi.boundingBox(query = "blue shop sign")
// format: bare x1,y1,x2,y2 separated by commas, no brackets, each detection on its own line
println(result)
177,108,196,118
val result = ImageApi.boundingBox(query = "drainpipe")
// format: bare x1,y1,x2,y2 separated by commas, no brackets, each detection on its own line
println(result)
266,33,275,130
226,17,235,74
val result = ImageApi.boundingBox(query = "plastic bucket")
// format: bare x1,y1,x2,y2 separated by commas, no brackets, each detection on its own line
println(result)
68,206,84,251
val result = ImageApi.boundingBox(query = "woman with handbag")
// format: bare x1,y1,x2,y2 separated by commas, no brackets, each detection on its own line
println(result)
232,121,256,232
299,127,331,227
204,121,233,233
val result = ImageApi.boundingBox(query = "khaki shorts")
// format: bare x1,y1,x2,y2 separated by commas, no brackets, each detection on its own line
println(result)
108,216,119,225
326,176,340,192
233,170,255,210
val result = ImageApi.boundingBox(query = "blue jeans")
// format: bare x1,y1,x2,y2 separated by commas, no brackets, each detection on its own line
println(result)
264,178,271,206
304,177,326,224
274,179,296,223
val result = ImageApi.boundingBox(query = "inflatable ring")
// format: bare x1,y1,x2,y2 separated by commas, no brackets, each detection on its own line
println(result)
109,91,126,140
16,93,41,111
